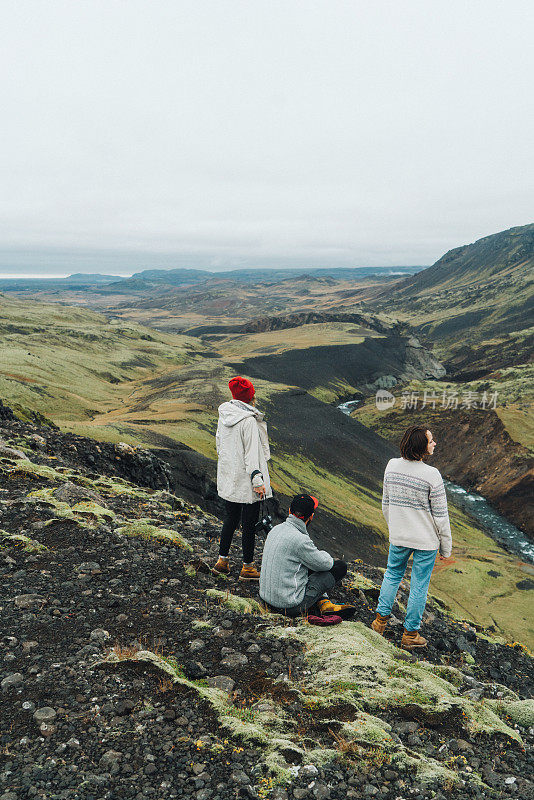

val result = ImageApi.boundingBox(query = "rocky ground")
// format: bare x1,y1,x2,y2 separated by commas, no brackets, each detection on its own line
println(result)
1,406,533,800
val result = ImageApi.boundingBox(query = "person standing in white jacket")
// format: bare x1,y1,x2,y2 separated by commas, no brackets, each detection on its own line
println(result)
212,376,272,581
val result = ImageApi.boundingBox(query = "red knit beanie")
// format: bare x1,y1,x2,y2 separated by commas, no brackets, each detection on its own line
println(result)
228,376,255,403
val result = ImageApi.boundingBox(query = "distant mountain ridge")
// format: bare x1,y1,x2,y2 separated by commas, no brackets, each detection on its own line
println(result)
390,223,534,297
374,223,534,377
128,265,421,287
0,265,423,294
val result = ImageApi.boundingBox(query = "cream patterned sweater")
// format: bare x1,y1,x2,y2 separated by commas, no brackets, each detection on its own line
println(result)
381,457,452,557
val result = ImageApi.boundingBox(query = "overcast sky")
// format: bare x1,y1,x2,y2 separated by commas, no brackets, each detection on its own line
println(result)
1,0,533,277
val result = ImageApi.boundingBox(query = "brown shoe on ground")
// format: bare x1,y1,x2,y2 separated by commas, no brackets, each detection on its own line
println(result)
212,557,230,576
238,563,261,582
317,598,356,620
401,629,428,650
371,612,390,636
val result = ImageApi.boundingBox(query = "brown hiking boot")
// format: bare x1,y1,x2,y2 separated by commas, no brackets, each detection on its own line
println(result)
238,563,260,582
212,557,230,576
317,598,356,620
401,629,428,650
371,612,390,636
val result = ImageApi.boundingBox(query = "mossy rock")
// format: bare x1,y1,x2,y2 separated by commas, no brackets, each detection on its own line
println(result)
115,519,192,550
206,588,264,615
348,571,381,593
341,712,393,746
10,459,74,483
392,750,457,787
85,476,157,500
0,530,47,553
270,621,523,743
496,698,534,727
71,501,115,523
26,489,112,527
80,477,189,509
8,403,58,428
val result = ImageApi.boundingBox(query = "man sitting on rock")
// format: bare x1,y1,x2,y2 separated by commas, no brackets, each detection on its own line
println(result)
259,494,356,619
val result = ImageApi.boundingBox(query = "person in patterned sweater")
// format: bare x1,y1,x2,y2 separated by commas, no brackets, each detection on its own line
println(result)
371,425,452,650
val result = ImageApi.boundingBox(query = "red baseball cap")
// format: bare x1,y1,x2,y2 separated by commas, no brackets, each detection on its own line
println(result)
290,494,319,519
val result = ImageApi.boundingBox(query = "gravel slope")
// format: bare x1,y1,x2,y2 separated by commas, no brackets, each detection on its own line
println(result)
1,410,533,800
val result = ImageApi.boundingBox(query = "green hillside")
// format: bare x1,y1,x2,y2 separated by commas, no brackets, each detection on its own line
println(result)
393,224,533,295
0,294,217,447
373,224,534,378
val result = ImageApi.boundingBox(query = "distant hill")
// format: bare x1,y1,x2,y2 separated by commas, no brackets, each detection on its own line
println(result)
374,224,534,378
0,265,424,302
64,273,125,283
0,273,124,291
128,265,422,286
391,223,534,297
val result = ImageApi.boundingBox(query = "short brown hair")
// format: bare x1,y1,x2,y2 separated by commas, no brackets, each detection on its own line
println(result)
399,425,430,461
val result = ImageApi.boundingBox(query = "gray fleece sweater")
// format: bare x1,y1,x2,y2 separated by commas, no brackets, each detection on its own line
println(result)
259,515,334,609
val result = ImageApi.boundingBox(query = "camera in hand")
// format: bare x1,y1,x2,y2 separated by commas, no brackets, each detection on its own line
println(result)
255,508,273,535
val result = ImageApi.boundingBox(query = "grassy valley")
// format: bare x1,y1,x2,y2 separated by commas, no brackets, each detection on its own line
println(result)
1,284,533,647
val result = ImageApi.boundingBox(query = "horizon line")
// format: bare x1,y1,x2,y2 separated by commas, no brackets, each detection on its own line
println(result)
0,265,423,281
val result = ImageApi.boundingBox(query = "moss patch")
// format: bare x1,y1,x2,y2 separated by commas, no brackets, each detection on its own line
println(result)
115,518,192,550
491,698,534,728
0,530,48,552
347,571,381,593
206,588,265,615
270,621,523,743
25,488,114,526
192,619,210,630
101,649,296,782
6,459,75,483
70,501,115,523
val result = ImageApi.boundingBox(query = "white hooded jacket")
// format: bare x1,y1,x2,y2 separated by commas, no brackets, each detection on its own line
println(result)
216,399,272,504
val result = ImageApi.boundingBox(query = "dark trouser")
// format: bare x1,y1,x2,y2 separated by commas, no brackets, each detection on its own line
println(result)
271,560,348,618
218,500,261,563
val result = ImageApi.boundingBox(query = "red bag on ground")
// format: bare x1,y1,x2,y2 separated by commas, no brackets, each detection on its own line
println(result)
306,614,343,626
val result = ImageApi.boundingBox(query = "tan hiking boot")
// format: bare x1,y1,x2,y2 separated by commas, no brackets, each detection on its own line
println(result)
371,612,390,636
401,629,428,650
317,598,356,620
212,557,230,576
238,563,260,582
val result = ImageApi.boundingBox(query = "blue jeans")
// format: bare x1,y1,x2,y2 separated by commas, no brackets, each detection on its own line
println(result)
376,545,438,631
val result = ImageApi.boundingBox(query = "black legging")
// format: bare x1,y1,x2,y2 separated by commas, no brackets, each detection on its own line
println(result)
219,500,261,563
